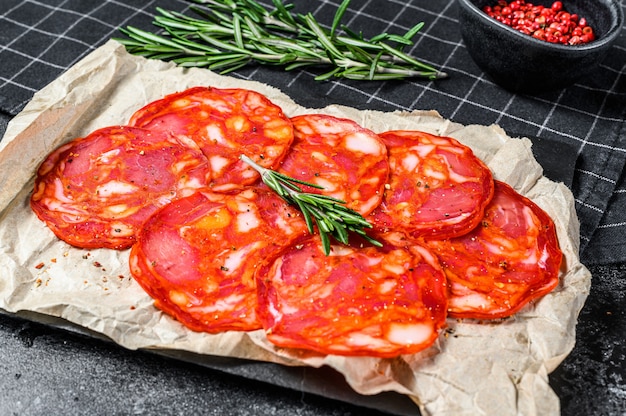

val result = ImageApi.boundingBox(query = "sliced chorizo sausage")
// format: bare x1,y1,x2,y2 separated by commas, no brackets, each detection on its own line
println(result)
368,130,494,239
30,126,212,250
424,180,562,319
129,187,309,333
129,86,294,191
277,114,388,216
255,235,448,357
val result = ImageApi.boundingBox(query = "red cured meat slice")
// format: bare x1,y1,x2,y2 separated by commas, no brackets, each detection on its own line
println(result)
424,180,562,319
277,114,388,216
128,86,294,191
129,187,309,333
256,235,448,357
368,130,494,239
30,126,212,250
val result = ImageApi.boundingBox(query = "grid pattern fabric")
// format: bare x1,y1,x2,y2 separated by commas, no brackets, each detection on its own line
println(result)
1,0,625,266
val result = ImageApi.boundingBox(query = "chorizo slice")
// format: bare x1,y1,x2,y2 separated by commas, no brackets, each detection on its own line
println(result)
129,187,309,333
368,130,494,239
256,235,448,357
128,86,294,191
424,180,562,319
30,126,212,250
277,114,388,216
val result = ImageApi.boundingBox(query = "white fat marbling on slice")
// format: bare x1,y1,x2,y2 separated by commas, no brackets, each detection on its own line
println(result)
423,165,447,181
236,210,261,233
172,159,201,175
311,151,329,163
45,197,83,217
382,263,405,276
98,149,121,163
414,144,436,158
448,169,473,184
177,176,206,192
347,332,389,348
221,243,261,274
356,195,380,215
449,281,497,312
228,116,247,132
102,203,139,219
386,322,433,345
411,244,440,269
174,134,202,151
109,222,134,237
344,133,383,155
209,155,230,174
328,245,355,257
437,155,475,184
379,279,398,294
52,178,74,202
272,214,300,236
206,124,227,145
96,180,138,197
313,177,339,192
261,145,281,158
521,206,535,229
189,292,246,313
199,97,230,112
401,153,420,172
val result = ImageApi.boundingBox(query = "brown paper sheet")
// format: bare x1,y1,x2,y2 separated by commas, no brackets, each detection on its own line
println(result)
0,40,591,416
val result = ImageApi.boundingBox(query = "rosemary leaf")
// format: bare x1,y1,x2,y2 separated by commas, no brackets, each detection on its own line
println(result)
295,198,316,234
240,154,380,255
233,14,244,48
379,41,440,74
302,13,344,60
271,0,298,27
330,0,350,38
320,230,331,255
403,22,425,41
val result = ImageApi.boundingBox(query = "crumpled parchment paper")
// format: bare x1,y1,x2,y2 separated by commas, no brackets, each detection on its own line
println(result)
0,40,591,416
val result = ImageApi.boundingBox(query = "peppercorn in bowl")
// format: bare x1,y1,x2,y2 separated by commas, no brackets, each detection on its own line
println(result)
456,0,623,93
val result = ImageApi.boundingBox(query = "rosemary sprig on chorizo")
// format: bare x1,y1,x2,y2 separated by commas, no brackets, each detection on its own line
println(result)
240,154,380,254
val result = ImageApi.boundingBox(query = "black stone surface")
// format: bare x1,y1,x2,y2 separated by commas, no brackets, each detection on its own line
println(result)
0,313,397,416
550,263,626,416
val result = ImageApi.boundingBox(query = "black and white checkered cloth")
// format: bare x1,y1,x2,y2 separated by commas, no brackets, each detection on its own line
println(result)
1,0,625,266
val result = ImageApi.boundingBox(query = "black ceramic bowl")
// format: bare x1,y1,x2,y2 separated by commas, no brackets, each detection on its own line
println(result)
456,0,624,93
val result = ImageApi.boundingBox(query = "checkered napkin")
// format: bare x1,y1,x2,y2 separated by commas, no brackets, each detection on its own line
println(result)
1,0,625,266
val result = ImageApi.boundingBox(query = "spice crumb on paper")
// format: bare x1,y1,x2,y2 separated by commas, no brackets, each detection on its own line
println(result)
0,39,591,416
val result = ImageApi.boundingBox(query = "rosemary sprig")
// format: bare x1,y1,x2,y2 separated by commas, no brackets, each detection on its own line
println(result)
240,155,381,254
115,0,447,81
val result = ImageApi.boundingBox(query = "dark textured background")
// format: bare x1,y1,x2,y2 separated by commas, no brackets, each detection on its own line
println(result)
1,0,625,414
